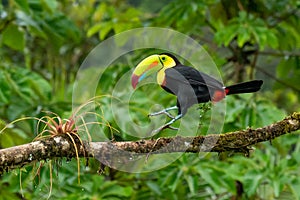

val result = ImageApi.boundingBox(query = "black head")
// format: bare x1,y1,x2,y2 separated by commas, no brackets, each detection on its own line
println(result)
159,52,182,65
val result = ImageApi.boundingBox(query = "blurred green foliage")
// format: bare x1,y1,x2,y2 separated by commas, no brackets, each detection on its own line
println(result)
0,0,300,199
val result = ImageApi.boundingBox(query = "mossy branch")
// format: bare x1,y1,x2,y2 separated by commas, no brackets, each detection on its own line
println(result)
0,112,300,173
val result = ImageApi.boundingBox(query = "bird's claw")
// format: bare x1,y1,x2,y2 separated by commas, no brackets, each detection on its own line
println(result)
148,106,178,119
167,126,179,130
151,124,179,134
151,113,182,134
148,111,175,119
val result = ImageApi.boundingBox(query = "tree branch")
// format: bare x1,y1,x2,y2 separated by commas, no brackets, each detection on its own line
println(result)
1,112,300,174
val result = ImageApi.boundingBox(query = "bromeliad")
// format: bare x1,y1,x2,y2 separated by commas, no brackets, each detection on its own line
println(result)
131,53,263,133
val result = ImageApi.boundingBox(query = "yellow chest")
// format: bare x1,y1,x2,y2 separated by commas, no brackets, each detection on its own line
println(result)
157,69,166,85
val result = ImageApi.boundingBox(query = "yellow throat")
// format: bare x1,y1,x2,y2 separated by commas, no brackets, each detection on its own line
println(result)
156,55,176,85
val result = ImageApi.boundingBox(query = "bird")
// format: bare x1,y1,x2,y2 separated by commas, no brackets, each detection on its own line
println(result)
131,53,263,133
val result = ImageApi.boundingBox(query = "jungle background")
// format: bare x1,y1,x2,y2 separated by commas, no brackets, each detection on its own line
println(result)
0,0,300,199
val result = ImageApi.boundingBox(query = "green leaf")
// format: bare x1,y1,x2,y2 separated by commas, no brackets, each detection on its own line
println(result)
101,185,133,198
266,31,279,49
289,180,300,200
161,168,178,187
253,26,268,50
44,14,81,43
0,71,10,105
7,101,31,120
0,89,9,105
146,181,162,195
170,169,183,192
257,101,286,126
14,0,30,13
185,175,196,195
99,22,113,40
0,127,29,147
87,23,102,37
195,165,224,193
2,24,25,51
215,25,238,46
272,177,282,197
243,170,263,196
237,27,251,47
15,11,47,39
41,0,57,14
26,74,51,100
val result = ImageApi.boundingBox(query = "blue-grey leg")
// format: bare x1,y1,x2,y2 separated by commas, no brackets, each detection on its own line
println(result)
151,114,183,134
148,106,178,119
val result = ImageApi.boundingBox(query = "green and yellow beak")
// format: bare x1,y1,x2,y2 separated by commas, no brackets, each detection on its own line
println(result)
131,55,162,89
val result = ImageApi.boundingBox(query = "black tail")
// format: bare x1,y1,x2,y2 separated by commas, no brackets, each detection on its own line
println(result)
225,80,263,95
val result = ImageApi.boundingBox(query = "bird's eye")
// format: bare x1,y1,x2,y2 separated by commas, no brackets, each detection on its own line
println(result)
161,56,166,61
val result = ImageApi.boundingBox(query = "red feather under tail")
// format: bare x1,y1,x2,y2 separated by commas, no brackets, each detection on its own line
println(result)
212,80,263,102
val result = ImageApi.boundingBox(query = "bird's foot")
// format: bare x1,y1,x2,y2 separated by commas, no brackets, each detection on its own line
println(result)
151,124,179,135
167,126,179,130
151,114,182,134
148,106,178,119
148,110,175,119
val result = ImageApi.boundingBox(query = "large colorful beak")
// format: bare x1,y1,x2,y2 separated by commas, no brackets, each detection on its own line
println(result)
131,55,162,89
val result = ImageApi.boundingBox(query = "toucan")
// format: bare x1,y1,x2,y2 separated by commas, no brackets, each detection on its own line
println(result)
131,53,263,132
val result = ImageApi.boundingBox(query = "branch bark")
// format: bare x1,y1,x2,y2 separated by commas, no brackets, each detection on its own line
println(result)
1,112,300,173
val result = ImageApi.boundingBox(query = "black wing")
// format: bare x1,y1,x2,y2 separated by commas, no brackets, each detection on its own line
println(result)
164,65,224,93
162,64,224,115
162,65,225,115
